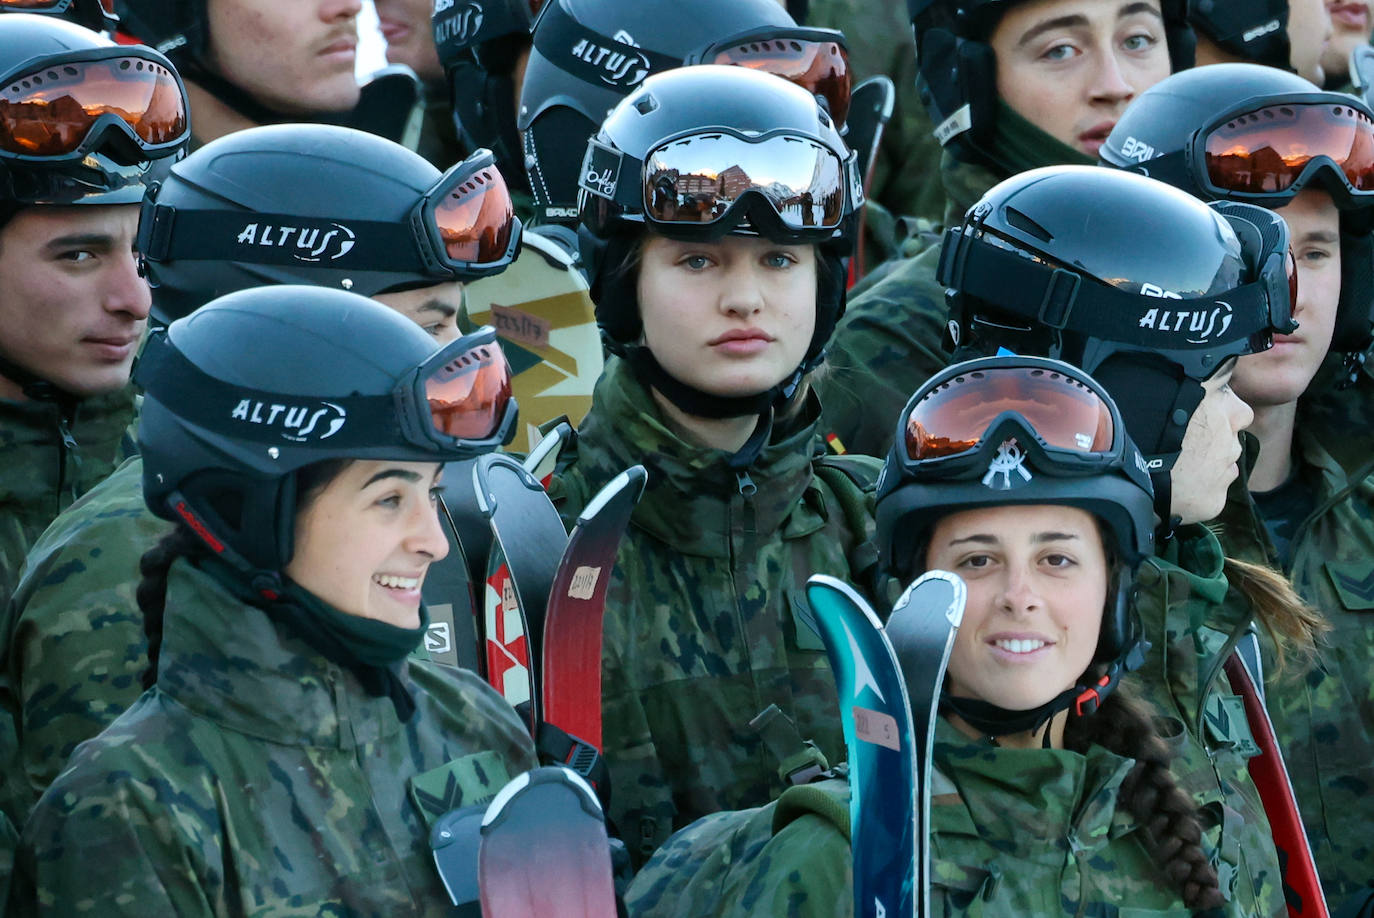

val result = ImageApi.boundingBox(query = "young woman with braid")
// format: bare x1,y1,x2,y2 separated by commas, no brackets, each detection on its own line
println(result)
626,357,1224,917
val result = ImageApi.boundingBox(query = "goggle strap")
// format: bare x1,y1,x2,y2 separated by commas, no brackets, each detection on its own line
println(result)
139,206,437,274
946,231,1279,352
136,332,408,450
530,0,679,92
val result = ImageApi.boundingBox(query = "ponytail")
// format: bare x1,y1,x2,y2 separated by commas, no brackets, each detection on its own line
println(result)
136,525,206,689
1223,555,1327,673
1064,688,1224,913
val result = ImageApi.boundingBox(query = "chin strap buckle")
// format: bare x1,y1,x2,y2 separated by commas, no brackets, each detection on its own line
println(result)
1074,674,1113,717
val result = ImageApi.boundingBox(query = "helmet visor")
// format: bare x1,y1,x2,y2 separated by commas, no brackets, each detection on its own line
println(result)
417,148,522,278
1202,101,1374,198
696,30,851,128
0,51,187,158
904,365,1116,462
418,327,516,444
643,131,847,233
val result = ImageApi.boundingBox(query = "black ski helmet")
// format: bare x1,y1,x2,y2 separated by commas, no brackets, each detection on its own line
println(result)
1100,63,1374,382
1189,0,1290,70
433,0,535,195
0,0,117,34
0,15,188,209
936,165,1295,527
908,0,1194,174
578,65,860,419
112,0,204,58
136,123,522,324
517,0,797,224
136,284,517,588
875,355,1156,735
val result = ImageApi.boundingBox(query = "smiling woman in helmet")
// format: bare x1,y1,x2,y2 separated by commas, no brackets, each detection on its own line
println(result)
11,286,536,915
557,64,880,867
626,358,1224,918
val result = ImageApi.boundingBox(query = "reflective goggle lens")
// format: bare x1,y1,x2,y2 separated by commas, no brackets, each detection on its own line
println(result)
424,338,514,441
644,132,845,230
0,55,186,156
708,38,850,128
905,366,1115,461
1204,102,1374,195
433,164,516,265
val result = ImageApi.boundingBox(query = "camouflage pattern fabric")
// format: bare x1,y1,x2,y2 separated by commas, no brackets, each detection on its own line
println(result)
1131,524,1286,918
0,387,136,609
547,356,884,868
0,456,170,829
1214,433,1374,902
1302,355,1374,477
627,716,1203,918
8,558,536,916
815,152,1001,459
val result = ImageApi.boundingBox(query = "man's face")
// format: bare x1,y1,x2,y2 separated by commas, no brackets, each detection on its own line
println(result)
375,0,444,83
206,0,363,116
1288,0,1335,85
0,206,150,400
990,0,1173,157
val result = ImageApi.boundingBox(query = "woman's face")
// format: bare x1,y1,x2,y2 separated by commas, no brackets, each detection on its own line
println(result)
285,460,448,628
925,504,1108,713
635,234,817,399
989,0,1172,156
1170,360,1253,523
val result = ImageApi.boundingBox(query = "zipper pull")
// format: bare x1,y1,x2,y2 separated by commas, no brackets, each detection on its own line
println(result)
735,469,757,498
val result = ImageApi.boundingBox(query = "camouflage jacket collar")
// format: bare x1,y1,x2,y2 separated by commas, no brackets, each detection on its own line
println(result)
157,559,407,749
939,150,1002,229
573,357,827,558
932,717,1137,852
0,386,135,507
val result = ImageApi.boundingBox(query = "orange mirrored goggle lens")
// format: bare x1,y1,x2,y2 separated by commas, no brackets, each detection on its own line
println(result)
1204,102,1374,195
433,165,516,264
709,38,850,128
425,340,513,440
905,367,1115,461
0,55,186,156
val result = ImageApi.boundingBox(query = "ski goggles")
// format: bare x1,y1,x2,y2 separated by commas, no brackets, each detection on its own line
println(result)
938,200,1296,381
0,0,115,30
0,45,187,163
137,324,517,456
894,358,1139,482
685,27,851,129
139,148,522,281
1145,94,1374,209
581,128,860,242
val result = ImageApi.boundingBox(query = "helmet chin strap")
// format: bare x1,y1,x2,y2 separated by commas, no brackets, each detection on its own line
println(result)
623,345,806,420
0,350,74,405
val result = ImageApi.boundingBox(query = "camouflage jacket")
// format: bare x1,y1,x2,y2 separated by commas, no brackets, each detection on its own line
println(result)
9,558,536,916
627,717,1203,918
0,456,171,829
548,356,884,867
815,153,1001,459
1131,524,1286,918
1214,433,1374,902
0,388,135,609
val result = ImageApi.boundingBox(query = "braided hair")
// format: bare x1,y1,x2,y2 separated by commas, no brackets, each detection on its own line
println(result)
1063,689,1225,912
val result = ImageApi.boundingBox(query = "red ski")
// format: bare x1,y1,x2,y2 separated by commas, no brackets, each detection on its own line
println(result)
1224,653,1329,918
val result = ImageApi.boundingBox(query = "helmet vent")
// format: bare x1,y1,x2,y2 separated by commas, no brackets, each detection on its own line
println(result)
1004,206,1054,243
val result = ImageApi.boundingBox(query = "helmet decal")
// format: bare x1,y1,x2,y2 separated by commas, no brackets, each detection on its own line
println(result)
981,438,1032,491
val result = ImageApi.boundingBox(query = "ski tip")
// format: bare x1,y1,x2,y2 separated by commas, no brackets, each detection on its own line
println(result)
578,464,648,523
804,575,884,630
522,421,573,475
481,766,605,831
894,570,967,629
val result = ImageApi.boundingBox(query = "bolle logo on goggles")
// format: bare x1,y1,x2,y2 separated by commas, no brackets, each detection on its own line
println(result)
236,222,357,263
1138,298,1235,345
581,142,621,199
433,0,484,46
570,36,651,88
230,399,347,442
